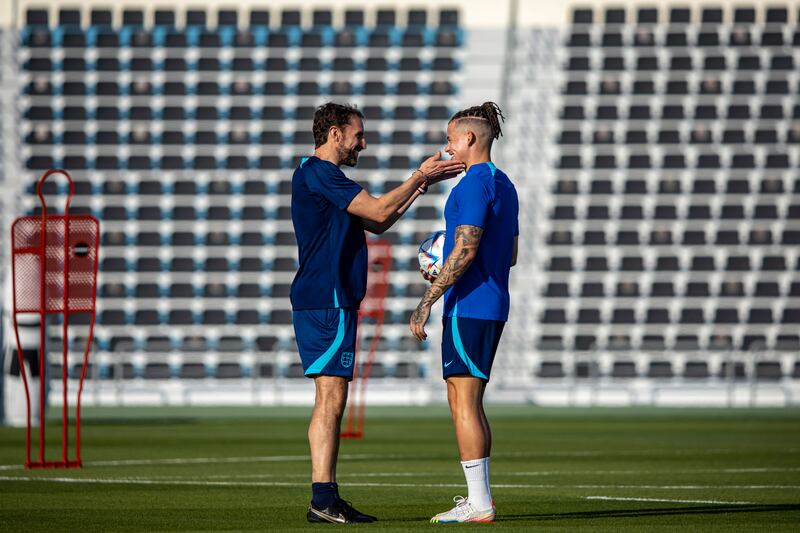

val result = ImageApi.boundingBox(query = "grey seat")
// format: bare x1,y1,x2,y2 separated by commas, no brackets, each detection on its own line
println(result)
183,336,208,352
143,363,171,379
218,336,244,352
215,363,242,379
574,361,599,378
647,361,673,379
537,361,565,378
107,363,135,380
358,362,386,379
394,362,418,379
146,336,172,352
718,362,747,380
287,362,305,378
257,363,275,378
256,336,278,351
611,361,637,378
110,336,135,352
755,362,783,381
180,363,206,379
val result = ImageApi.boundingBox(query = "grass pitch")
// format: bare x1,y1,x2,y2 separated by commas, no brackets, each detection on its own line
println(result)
0,405,799,531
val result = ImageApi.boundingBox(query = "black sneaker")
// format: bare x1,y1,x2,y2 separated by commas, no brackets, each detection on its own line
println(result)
306,499,378,524
338,499,378,522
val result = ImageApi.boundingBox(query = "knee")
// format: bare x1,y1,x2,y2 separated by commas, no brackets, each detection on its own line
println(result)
449,397,479,422
316,383,348,417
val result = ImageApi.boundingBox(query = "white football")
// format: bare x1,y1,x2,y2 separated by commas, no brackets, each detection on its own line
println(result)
418,231,446,277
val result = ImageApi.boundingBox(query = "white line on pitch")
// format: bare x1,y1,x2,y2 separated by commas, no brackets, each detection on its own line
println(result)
505,467,800,476
0,446,782,471
722,467,800,473
0,448,779,471
0,453,390,471
86,453,387,467
0,476,797,491
2,457,798,480
208,468,800,480
496,448,742,458
585,496,755,505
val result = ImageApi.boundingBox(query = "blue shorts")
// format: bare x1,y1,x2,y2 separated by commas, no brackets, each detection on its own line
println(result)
442,315,505,382
293,308,358,380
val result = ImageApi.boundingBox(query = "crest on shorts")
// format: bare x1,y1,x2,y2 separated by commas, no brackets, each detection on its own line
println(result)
340,351,354,368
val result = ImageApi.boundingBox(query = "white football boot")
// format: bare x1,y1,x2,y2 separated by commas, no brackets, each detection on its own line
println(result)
430,496,496,523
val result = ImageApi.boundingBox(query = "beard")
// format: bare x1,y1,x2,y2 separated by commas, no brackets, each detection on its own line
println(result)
338,145,360,167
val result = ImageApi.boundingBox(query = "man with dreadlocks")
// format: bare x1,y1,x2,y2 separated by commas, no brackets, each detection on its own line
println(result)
410,102,519,523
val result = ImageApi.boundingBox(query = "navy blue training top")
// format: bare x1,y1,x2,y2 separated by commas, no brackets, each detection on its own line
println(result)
290,156,367,310
442,162,519,321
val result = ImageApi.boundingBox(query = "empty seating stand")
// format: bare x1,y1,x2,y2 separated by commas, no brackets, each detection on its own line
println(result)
544,3,800,363
19,6,464,398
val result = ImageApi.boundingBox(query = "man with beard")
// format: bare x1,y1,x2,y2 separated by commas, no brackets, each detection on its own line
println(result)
291,102,465,523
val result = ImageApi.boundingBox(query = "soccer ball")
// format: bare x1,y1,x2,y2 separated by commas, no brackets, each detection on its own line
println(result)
418,231,446,278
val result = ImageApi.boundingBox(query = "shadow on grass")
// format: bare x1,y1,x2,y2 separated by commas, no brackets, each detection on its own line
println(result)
499,503,800,522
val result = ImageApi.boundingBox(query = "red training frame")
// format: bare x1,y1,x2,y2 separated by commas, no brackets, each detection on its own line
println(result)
10,169,100,468
342,239,392,439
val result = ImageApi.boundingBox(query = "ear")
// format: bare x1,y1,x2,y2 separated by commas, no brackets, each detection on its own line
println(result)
329,125,341,144
467,130,477,146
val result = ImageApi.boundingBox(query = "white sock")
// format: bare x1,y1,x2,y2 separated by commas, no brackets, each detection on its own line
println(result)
461,457,493,510
485,457,492,500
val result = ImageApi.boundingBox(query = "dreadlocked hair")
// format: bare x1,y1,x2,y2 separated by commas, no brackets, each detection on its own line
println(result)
449,102,506,140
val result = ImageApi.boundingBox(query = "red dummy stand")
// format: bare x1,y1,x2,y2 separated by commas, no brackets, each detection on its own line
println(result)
342,240,391,439
11,169,100,468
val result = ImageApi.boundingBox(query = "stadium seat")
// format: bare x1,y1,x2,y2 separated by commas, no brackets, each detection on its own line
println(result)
536,361,565,378
647,361,673,379
180,363,207,379
718,362,747,380
394,362,419,379
143,363,172,379
287,363,305,379
575,361,599,379
682,361,710,379
215,363,243,379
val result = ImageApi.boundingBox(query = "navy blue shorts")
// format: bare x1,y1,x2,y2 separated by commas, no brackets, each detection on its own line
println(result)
293,308,358,380
441,315,505,382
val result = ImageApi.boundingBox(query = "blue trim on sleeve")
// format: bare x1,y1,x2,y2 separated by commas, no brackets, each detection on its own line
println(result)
300,156,310,168
451,302,489,380
486,162,497,176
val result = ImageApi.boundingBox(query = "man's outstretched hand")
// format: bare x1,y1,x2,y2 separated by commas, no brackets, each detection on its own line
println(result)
418,152,465,186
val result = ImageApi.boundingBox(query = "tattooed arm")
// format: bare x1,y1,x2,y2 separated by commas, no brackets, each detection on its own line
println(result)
410,224,483,341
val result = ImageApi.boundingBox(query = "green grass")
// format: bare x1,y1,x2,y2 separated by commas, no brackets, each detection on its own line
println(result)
1,406,799,531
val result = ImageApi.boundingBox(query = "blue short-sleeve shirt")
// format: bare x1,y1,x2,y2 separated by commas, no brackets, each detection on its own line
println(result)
290,156,367,310
442,162,519,321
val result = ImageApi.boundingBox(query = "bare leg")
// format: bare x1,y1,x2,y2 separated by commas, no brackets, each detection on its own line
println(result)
446,376,490,460
308,376,348,482
478,382,491,457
